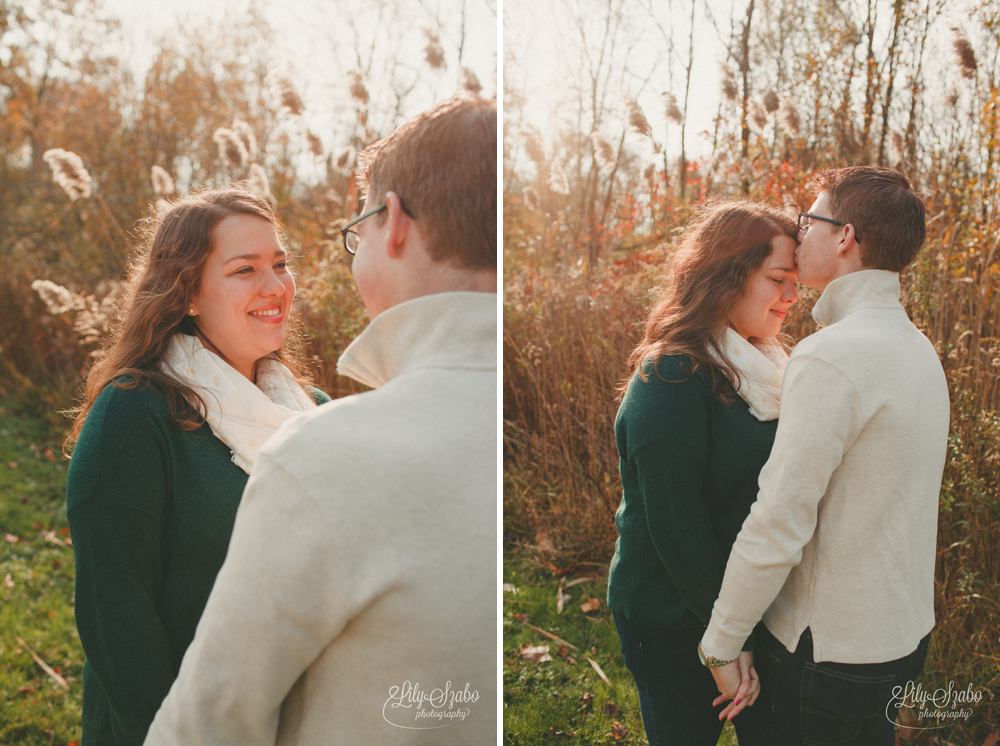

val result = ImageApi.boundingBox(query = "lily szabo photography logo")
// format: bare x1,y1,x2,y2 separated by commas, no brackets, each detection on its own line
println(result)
382,680,480,729
889,679,986,730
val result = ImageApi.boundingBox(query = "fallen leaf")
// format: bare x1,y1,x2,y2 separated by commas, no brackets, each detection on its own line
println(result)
611,721,626,740
898,706,918,742
587,657,611,685
535,531,556,553
52,560,62,570
520,644,553,663
549,727,576,737
18,685,34,696
556,645,569,657
580,597,601,613
557,589,571,614
6,461,17,469
4,533,19,544
602,702,622,718
3,573,13,588
59,527,70,536
32,521,44,530
502,583,517,593
566,655,577,664
43,447,56,461
582,692,593,707
44,531,66,547
983,733,1000,746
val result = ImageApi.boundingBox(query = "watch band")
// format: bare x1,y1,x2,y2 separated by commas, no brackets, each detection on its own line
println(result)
698,642,734,668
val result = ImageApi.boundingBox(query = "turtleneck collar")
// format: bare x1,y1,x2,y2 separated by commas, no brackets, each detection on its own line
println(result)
336,291,497,390
811,269,903,328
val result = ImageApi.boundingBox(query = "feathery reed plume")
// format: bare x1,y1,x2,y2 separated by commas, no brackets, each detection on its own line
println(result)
75,281,120,346
952,27,977,79
461,67,482,95
945,86,959,107
777,96,801,137
763,89,780,113
888,131,904,164
31,279,76,314
423,28,445,70
663,92,683,124
521,124,546,165
548,163,570,195
523,186,539,212
336,147,355,171
749,98,768,131
150,165,174,197
274,78,305,117
42,149,93,200
719,63,739,103
155,198,171,217
213,127,248,169
231,119,258,163
306,130,324,157
247,164,270,198
348,71,370,105
591,132,615,170
623,95,653,139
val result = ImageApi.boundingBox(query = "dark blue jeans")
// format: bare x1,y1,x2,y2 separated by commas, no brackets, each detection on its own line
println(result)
754,626,930,746
613,612,768,746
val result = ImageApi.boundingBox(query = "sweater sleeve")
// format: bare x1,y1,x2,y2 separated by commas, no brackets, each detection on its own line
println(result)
144,451,349,746
621,366,730,627
66,387,178,746
701,355,865,660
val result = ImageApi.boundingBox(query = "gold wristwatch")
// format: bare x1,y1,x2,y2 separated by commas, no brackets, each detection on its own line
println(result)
697,643,734,668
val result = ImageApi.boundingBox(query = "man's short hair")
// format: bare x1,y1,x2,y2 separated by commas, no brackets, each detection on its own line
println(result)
356,93,496,270
810,166,926,272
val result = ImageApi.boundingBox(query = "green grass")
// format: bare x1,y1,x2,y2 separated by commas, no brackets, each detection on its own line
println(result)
0,400,83,745
502,551,738,745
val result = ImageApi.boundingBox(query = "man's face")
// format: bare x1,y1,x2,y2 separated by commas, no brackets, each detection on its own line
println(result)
796,192,842,292
350,200,391,320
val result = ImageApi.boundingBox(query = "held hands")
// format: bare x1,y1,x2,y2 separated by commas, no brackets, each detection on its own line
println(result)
710,651,760,721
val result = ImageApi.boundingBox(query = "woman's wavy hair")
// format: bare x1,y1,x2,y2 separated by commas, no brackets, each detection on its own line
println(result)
66,187,311,452
626,200,798,399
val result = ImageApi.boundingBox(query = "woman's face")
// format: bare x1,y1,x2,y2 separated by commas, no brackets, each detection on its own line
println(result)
190,214,295,379
728,234,798,340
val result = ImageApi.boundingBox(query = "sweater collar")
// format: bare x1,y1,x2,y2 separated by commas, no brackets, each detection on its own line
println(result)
336,291,497,389
811,269,902,328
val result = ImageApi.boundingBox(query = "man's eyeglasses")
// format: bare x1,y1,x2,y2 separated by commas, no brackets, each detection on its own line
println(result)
341,200,415,255
798,212,861,243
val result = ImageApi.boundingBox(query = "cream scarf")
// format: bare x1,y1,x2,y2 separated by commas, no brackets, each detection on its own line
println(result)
709,328,788,421
162,334,317,473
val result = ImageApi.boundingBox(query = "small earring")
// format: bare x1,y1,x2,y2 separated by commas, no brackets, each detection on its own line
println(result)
189,308,195,315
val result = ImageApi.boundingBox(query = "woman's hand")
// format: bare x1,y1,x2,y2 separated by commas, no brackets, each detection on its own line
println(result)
710,651,760,721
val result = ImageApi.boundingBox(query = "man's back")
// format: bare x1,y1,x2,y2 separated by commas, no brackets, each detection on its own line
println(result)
751,270,949,662
146,292,498,745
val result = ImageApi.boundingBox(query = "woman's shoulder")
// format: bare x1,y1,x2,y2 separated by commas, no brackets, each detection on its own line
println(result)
304,385,332,405
632,353,709,390
88,376,171,425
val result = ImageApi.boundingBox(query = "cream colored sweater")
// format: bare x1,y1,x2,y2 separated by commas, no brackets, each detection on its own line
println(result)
701,270,949,664
144,291,498,745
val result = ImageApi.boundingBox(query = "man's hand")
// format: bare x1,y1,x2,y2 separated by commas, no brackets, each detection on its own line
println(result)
710,651,760,721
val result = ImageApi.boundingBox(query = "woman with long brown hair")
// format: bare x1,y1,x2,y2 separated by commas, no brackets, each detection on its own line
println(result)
607,201,799,745
65,188,330,746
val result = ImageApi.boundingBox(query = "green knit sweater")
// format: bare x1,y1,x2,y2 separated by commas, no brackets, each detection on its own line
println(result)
66,380,330,746
607,354,777,636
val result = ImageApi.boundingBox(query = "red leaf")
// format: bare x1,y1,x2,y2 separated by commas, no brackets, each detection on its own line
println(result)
611,721,627,740
602,702,622,718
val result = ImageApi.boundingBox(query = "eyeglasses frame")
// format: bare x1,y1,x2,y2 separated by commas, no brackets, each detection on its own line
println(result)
798,212,861,243
341,200,415,255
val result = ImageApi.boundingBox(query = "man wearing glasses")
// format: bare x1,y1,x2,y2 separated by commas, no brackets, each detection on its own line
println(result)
145,93,497,745
697,167,950,744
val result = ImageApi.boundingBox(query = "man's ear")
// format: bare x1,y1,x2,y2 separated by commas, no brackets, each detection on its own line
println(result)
383,191,411,258
836,223,860,258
